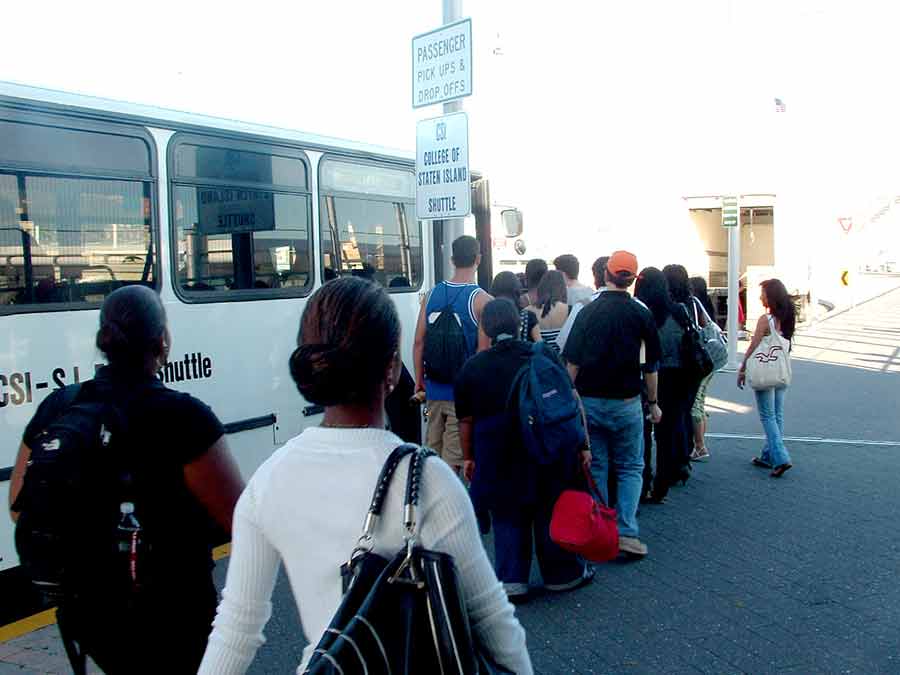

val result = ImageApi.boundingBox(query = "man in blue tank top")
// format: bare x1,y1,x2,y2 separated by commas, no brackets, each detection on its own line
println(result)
414,236,491,474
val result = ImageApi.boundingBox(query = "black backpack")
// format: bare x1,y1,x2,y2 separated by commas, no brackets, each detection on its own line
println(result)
13,380,149,607
423,285,471,384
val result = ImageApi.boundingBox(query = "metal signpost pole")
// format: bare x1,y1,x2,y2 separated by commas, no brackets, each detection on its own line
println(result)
724,196,741,370
441,0,465,270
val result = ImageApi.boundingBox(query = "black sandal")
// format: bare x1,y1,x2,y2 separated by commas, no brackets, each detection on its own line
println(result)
771,463,792,478
751,457,772,469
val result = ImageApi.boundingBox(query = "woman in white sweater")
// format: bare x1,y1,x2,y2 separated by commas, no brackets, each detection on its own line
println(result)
198,277,532,674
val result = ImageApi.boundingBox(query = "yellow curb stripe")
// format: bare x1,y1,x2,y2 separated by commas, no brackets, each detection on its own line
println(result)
213,543,231,561
0,608,57,643
0,546,231,643
0,544,231,643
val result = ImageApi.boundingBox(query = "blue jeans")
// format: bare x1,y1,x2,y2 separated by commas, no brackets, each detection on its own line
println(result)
754,386,791,467
583,396,644,538
492,504,585,594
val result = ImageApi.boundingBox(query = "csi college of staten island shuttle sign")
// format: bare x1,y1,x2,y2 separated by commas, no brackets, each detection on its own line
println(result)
412,18,472,109
416,112,470,220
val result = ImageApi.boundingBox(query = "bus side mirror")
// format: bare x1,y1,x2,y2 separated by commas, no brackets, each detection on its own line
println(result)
501,209,523,238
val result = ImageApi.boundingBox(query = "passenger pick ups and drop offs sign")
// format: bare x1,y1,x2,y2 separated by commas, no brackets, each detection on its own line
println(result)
416,112,470,220
412,19,472,109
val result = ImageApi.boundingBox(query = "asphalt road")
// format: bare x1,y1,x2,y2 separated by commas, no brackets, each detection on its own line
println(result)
2,288,898,674
234,288,900,674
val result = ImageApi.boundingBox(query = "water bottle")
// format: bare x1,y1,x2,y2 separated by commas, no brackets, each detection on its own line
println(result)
117,502,142,588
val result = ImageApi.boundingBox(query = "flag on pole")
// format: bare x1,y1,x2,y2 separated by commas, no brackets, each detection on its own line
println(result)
774,97,786,112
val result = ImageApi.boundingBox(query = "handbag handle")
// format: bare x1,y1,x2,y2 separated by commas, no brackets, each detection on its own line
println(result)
355,443,419,547
675,303,698,333
696,297,715,326
353,443,434,554
579,463,610,509
402,447,437,537
367,443,419,515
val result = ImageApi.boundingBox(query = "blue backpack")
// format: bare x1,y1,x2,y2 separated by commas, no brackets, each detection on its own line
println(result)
507,341,587,464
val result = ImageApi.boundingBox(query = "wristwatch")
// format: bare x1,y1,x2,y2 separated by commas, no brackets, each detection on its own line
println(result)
647,400,657,406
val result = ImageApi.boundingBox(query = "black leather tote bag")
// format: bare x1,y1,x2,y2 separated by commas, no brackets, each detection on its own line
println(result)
303,444,511,675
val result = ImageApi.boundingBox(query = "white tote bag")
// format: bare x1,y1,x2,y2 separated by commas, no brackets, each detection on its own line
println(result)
747,315,792,390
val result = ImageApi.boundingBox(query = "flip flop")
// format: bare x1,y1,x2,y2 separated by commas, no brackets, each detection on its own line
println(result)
751,457,772,469
771,463,793,478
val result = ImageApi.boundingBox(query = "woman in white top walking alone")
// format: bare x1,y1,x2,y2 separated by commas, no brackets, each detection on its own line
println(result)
198,277,532,674
737,278,796,478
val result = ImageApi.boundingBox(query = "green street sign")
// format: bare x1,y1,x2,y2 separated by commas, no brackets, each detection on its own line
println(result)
722,196,738,227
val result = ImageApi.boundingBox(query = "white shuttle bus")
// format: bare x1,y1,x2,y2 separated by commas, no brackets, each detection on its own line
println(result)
0,82,518,622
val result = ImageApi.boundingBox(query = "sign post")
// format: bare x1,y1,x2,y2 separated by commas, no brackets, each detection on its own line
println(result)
723,196,742,370
416,112,470,220
411,1,472,280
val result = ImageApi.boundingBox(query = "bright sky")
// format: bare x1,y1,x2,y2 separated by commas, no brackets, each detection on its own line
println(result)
3,0,899,260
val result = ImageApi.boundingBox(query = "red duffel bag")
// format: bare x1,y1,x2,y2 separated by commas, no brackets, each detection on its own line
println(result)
550,464,619,562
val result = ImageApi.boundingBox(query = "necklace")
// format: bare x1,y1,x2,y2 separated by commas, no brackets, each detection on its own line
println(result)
320,422,379,429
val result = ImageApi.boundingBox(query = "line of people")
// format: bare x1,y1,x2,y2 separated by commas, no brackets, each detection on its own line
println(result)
7,234,796,674
414,241,717,565
415,238,797,584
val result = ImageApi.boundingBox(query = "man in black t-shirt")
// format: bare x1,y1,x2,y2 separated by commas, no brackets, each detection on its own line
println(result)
563,250,662,558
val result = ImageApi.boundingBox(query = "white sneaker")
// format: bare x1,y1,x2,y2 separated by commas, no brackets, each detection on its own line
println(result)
618,536,648,557
503,582,528,599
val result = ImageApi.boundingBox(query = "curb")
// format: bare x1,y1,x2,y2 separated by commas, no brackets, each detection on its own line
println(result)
802,284,900,328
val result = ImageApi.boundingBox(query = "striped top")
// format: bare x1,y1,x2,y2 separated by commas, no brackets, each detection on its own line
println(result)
540,328,562,353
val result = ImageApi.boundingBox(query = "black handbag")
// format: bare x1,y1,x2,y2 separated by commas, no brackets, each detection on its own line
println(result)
303,443,512,675
675,303,714,384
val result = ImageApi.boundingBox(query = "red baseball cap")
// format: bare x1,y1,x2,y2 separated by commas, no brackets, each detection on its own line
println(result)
608,250,638,278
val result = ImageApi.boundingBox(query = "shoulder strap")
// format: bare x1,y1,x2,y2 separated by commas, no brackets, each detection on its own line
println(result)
504,351,533,414
767,314,786,345
354,444,437,551
673,303,690,329
402,447,438,534
366,444,419,518
696,297,713,325
58,383,85,410
580,464,609,508
448,284,467,309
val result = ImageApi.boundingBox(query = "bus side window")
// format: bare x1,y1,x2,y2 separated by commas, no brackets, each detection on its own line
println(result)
318,159,422,291
0,116,156,311
170,137,312,300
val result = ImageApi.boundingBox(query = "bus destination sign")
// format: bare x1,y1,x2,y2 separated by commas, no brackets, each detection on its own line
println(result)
416,112,470,220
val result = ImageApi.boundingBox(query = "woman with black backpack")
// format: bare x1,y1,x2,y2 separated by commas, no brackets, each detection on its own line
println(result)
9,285,244,675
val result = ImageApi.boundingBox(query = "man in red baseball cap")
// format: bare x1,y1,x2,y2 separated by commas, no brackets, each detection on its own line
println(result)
562,250,662,558
606,250,638,281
